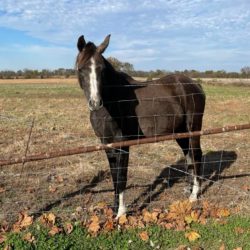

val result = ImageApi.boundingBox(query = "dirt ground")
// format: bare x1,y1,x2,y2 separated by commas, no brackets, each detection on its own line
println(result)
0,79,249,223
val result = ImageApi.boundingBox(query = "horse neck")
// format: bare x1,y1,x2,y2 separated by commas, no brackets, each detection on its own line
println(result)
103,59,131,87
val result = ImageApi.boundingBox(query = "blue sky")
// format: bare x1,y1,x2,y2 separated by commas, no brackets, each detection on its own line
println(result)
0,0,249,72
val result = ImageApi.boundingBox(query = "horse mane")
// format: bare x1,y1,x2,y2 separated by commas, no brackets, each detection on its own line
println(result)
76,42,96,68
103,57,144,87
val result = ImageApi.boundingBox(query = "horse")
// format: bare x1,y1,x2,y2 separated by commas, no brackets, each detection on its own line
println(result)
75,34,206,218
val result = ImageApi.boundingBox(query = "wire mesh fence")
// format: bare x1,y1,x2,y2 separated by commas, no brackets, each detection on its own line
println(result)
0,82,250,224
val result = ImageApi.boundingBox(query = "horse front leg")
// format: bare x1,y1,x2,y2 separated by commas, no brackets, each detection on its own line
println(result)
105,146,129,218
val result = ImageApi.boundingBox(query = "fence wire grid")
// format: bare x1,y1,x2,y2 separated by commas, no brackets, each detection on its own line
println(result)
0,82,250,223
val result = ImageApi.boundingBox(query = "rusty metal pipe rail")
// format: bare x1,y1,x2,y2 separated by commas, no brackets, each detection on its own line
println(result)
1,123,250,167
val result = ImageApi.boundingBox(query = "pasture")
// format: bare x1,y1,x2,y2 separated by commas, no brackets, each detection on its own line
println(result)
0,78,250,225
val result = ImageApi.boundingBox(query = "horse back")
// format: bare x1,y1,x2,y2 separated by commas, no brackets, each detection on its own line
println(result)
134,74,205,136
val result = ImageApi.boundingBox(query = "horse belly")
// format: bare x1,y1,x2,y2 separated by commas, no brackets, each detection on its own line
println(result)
136,101,184,137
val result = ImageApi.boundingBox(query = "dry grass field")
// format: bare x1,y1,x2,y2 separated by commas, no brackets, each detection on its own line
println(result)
0,78,249,223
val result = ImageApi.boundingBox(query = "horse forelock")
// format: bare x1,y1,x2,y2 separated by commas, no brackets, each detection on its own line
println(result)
76,42,97,69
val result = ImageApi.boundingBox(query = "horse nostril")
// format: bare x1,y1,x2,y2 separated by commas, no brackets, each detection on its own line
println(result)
99,99,103,108
88,99,103,111
88,100,94,110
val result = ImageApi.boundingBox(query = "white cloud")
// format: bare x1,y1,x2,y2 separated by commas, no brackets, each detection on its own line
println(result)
0,44,75,70
0,0,249,43
0,0,250,71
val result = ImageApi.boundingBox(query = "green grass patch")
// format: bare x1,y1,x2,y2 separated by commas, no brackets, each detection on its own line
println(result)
2,216,250,250
203,84,250,98
0,83,249,99
0,84,82,98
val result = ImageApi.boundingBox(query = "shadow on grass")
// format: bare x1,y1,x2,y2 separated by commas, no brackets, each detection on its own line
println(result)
33,150,242,217
130,150,238,210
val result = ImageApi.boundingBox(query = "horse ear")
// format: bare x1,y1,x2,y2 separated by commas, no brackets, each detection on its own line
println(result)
97,34,111,54
77,35,86,52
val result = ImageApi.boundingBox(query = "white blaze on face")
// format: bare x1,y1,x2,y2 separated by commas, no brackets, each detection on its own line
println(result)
89,57,98,104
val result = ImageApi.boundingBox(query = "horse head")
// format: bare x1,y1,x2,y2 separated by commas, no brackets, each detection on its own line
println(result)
76,34,111,111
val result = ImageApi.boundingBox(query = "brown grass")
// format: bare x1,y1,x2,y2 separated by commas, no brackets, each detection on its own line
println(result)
1,77,250,86
0,78,78,85
0,81,249,223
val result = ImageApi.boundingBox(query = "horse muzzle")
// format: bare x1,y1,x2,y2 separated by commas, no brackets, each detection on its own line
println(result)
88,99,104,111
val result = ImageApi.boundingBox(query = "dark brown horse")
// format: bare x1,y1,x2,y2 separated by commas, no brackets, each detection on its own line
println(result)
76,35,206,218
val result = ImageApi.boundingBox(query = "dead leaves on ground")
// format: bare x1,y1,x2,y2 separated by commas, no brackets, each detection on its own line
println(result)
39,212,56,227
23,232,35,243
0,199,232,244
185,231,201,242
12,212,33,232
87,215,101,235
39,212,69,236
82,199,231,239
138,231,149,241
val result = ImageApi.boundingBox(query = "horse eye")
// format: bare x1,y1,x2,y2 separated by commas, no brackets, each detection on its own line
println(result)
79,68,89,75
95,66,102,71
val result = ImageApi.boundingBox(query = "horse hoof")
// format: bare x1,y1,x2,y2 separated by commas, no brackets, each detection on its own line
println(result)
189,194,198,202
115,207,126,220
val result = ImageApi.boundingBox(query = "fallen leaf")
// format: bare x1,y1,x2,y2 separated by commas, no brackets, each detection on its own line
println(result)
164,222,174,230
88,215,100,235
90,215,99,223
3,245,11,250
201,200,212,217
104,207,113,218
48,185,57,193
185,210,200,224
233,248,243,250
128,216,137,228
0,187,6,193
185,231,201,242
23,232,35,243
39,213,56,227
219,243,226,250
191,210,200,222
175,221,186,231
184,215,193,224
48,226,61,236
139,231,149,241
198,215,207,225
13,212,33,232
142,210,153,223
88,221,100,235
137,220,145,228
216,208,230,218
118,214,127,225
65,223,73,234
103,220,114,232
167,200,192,221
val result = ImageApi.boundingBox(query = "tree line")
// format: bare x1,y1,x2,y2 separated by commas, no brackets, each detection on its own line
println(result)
0,58,250,79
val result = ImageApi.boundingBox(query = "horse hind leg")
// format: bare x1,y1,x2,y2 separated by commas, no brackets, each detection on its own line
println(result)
176,137,192,194
187,136,202,202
